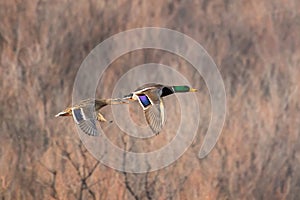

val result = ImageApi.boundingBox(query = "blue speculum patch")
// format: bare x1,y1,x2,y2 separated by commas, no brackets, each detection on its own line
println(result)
138,95,151,107
73,108,83,121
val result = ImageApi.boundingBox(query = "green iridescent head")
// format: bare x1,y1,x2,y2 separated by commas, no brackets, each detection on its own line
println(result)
173,85,197,93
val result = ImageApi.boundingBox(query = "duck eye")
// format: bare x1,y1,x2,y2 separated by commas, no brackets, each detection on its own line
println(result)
138,95,151,108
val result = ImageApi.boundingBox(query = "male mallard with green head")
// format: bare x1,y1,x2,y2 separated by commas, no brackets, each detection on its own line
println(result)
123,83,197,134
55,98,127,136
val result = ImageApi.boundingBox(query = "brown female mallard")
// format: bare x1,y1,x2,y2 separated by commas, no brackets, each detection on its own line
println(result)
55,98,127,136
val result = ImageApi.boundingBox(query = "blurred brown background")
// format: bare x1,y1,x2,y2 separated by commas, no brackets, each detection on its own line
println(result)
1,0,300,199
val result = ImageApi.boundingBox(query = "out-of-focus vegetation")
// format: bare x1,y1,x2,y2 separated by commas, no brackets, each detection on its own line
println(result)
1,0,300,199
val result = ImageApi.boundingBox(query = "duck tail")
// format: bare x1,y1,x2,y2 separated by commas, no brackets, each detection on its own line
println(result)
55,110,71,117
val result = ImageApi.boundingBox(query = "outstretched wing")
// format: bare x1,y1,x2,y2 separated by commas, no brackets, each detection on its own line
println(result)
72,105,99,136
144,99,165,135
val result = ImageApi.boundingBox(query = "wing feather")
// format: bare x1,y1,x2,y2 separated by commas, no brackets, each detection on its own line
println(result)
72,106,99,136
144,100,165,134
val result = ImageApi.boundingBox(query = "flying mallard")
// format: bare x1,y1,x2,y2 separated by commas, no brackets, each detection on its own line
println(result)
55,98,127,136
123,83,197,134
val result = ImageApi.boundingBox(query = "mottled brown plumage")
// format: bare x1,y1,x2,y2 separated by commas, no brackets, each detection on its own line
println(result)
55,98,127,136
